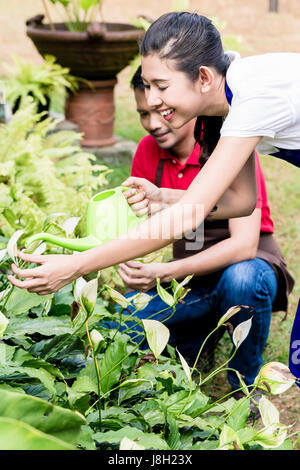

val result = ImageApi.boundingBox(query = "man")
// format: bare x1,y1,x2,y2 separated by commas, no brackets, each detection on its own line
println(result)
117,66,294,397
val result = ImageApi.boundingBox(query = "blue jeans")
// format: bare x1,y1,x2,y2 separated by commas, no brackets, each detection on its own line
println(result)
107,258,277,390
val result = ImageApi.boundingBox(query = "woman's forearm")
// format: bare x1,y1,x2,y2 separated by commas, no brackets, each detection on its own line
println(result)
77,138,258,276
160,188,185,208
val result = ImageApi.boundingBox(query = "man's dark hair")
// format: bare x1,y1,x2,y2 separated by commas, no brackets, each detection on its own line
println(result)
130,65,145,91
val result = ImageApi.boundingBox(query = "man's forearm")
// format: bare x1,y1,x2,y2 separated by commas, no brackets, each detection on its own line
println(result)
160,236,257,283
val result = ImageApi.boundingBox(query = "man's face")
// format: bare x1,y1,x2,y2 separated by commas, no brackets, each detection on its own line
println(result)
134,88,195,150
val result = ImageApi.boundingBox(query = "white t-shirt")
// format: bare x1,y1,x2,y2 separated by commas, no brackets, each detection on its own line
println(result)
221,53,300,167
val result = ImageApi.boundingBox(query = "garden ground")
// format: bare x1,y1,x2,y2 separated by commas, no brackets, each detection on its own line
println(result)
0,0,299,444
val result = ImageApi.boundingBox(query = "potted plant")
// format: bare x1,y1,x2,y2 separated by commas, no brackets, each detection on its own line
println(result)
26,0,145,146
3,54,82,119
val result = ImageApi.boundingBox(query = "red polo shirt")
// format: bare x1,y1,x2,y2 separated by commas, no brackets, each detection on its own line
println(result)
131,135,274,233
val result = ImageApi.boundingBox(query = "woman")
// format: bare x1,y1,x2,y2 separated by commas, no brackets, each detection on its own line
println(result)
9,12,299,294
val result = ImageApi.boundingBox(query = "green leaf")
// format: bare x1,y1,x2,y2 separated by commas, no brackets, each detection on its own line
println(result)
219,424,243,450
0,417,75,450
5,288,51,316
118,379,153,403
166,413,181,450
142,319,170,359
72,362,98,395
0,389,85,446
156,278,174,307
5,316,73,337
79,0,99,11
0,364,56,397
99,337,127,395
226,398,250,431
93,426,170,450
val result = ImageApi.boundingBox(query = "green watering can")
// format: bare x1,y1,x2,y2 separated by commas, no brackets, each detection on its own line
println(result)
25,186,147,252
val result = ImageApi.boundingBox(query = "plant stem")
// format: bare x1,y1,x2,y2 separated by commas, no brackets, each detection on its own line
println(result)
85,316,102,431
42,0,56,31
190,324,221,377
125,304,176,339
199,348,239,387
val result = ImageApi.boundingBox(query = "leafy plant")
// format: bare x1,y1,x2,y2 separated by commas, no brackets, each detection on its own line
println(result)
3,54,83,112
0,98,109,241
42,0,103,32
0,248,298,450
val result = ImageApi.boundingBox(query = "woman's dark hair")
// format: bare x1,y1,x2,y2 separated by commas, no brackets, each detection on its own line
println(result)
140,12,230,164
130,65,145,91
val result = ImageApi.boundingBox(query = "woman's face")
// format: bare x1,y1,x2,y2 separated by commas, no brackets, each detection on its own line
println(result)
141,53,206,129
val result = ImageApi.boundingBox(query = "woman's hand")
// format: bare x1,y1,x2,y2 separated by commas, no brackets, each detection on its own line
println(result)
118,260,169,292
8,251,81,295
122,177,163,216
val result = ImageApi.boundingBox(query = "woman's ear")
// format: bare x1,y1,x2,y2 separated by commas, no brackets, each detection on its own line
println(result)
198,66,215,92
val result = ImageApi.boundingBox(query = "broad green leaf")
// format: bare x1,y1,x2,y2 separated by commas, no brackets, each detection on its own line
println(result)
156,278,174,307
166,413,181,450
77,425,96,450
226,398,250,431
118,379,153,403
219,424,243,450
0,365,56,397
5,316,73,337
142,319,170,359
0,417,75,450
0,389,85,445
99,337,127,395
259,396,280,427
72,362,98,395
5,288,51,316
93,426,170,450
176,414,213,431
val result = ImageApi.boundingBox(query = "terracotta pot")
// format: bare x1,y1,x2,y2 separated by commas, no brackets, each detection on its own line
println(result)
66,79,117,147
26,15,144,145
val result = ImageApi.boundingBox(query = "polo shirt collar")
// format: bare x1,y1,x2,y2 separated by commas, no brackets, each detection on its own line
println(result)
159,143,202,167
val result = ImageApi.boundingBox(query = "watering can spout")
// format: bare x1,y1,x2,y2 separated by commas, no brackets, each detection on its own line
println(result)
25,233,99,252
25,186,147,253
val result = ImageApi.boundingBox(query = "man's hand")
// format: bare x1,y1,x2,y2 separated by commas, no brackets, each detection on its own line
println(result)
118,260,168,292
122,177,163,215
